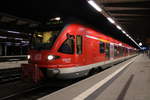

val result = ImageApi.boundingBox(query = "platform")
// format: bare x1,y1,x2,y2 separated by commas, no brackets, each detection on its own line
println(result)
39,54,150,100
0,55,27,62
0,61,27,69
0,55,27,69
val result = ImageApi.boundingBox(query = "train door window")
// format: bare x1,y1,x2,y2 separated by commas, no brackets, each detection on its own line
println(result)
127,49,129,55
76,35,82,54
119,46,122,56
100,41,105,53
122,47,125,55
114,45,118,57
125,48,127,54
118,47,121,56
120,47,124,56
118,46,120,57
106,43,110,58
58,38,74,54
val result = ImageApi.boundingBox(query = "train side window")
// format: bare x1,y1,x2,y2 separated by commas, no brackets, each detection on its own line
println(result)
58,38,74,54
100,42,105,53
76,35,82,54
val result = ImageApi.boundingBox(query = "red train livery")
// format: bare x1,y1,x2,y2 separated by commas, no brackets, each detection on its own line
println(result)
21,23,136,82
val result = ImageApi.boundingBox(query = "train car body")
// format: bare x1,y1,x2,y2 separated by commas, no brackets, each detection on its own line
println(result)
22,23,136,82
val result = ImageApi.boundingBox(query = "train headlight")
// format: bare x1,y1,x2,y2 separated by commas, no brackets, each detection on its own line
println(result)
27,55,31,59
47,55,54,60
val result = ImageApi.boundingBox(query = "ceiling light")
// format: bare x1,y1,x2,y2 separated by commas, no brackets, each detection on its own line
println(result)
107,17,115,24
116,25,122,30
50,17,61,21
55,17,61,21
0,36,7,39
126,34,129,37
15,38,23,40
38,34,42,37
21,41,29,43
87,0,102,12
8,31,20,34
122,30,126,34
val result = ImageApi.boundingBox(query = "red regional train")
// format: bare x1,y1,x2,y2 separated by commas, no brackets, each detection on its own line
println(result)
22,23,137,82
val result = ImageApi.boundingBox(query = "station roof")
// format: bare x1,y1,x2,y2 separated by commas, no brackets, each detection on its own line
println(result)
0,0,150,48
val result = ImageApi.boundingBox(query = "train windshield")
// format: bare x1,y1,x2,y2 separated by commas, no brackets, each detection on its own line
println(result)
31,31,60,50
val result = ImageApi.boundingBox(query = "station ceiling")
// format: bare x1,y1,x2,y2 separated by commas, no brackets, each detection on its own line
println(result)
0,0,150,48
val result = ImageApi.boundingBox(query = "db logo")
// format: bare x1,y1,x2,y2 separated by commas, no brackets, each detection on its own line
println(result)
34,54,42,60
62,58,71,63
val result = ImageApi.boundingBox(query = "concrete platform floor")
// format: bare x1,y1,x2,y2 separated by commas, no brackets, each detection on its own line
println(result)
0,61,27,69
94,54,150,100
39,54,150,100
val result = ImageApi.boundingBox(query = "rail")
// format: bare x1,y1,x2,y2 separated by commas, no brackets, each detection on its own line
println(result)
0,68,21,84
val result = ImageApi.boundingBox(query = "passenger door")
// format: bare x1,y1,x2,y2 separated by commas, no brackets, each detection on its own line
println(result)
109,43,114,60
75,35,85,65
105,43,110,60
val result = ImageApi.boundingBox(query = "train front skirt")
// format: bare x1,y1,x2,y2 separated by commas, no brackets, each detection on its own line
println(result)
21,64,44,83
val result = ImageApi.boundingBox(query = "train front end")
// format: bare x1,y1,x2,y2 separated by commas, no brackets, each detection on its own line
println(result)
21,24,81,82
21,30,62,82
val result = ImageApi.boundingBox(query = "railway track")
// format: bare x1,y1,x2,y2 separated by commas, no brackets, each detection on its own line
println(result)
0,82,50,100
0,68,21,84
0,78,83,100
0,63,108,100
